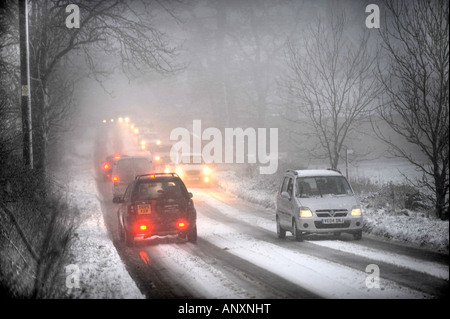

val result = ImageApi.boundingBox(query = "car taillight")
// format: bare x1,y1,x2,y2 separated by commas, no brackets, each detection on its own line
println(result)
176,219,189,230
112,176,119,185
102,162,110,170
134,221,150,234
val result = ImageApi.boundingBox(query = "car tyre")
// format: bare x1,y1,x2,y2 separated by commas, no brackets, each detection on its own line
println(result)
124,228,134,247
276,216,286,239
353,230,362,240
187,225,197,243
118,216,125,242
292,219,303,242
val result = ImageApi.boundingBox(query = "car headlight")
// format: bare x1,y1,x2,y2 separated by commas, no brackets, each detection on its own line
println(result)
351,206,362,216
300,207,313,218
203,167,210,175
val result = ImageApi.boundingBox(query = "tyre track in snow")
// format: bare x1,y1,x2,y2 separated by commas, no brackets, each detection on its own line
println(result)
174,237,321,299
194,188,448,298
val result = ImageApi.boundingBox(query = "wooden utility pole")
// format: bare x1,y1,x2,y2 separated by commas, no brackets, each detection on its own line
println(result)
19,0,33,168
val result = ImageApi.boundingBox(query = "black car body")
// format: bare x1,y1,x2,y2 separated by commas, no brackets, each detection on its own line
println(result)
100,154,127,181
113,173,197,246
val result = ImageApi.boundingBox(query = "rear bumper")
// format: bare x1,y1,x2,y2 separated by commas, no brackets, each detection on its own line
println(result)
125,215,196,238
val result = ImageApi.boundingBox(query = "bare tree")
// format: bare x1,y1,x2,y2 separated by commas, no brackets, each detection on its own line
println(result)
282,12,382,169
20,0,180,172
373,0,449,219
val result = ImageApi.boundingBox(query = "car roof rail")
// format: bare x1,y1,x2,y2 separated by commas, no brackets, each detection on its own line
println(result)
135,173,180,180
327,168,342,174
285,169,298,175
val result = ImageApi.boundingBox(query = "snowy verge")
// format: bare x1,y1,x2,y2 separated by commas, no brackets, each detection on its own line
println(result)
64,166,144,299
216,170,449,254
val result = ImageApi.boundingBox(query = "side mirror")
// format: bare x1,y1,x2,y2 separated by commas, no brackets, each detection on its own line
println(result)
112,197,124,204
280,191,291,200
188,192,193,198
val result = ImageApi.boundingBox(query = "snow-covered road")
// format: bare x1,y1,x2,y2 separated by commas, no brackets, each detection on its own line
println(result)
64,125,448,299
95,178,448,299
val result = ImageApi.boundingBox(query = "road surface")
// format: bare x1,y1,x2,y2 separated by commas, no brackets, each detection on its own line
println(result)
96,178,448,299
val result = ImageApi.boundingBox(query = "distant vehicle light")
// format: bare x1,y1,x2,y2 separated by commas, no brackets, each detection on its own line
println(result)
204,177,210,183
164,168,171,174
130,124,134,129
156,140,161,145
102,119,106,123
114,156,121,159
125,117,130,123
118,117,123,123
203,167,210,175
140,225,147,231
103,163,109,170
140,140,146,145
134,128,139,134
154,156,160,161
175,168,182,176
110,119,114,123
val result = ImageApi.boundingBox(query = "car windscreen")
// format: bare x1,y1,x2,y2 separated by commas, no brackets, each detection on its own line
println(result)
132,179,187,201
296,176,353,197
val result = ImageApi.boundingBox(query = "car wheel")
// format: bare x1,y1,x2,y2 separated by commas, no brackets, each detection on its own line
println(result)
353,230,362,240
276,216,286,239
292,219,303,242
187,225,197,243
118,215,124,242
124,228,134,247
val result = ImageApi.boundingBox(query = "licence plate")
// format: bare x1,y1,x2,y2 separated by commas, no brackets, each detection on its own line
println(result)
322,218,344,224
138,204,151,215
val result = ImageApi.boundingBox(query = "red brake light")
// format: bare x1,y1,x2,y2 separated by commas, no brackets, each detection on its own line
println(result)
134,221,150,234
115,156,121,159
177,219,189,230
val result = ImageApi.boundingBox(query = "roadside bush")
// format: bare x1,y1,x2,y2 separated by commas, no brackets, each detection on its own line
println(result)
0,161,79,298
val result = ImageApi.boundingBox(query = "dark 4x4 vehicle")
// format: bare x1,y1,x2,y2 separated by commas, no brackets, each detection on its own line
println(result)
113,173,197,246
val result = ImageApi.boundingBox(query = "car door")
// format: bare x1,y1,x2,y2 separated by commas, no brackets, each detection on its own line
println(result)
119,183,133,226
284,177,295,227
278,176,293,228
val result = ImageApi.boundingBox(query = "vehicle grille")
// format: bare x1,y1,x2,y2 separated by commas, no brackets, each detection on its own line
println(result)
315,209,348,217
314,221,351,229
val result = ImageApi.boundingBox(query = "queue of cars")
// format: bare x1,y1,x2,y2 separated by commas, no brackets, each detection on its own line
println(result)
100,117,363,247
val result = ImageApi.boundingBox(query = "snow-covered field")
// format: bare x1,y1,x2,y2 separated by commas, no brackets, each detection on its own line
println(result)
216,170,449,253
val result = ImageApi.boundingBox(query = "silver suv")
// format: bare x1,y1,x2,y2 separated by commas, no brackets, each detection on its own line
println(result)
276,169,363,241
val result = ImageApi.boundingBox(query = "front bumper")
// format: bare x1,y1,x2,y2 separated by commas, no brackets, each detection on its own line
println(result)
296,216,363,234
